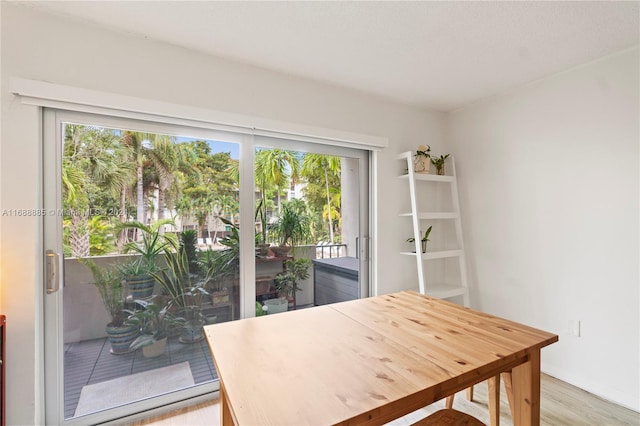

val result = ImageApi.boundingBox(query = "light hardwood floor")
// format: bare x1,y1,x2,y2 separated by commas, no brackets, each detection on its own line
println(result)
129,374,639,426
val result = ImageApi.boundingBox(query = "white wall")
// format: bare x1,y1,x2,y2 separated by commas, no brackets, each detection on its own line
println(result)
0,4,442,424
447,47,639,411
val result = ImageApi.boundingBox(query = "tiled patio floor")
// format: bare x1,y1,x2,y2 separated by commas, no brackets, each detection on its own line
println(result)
64,336,217,419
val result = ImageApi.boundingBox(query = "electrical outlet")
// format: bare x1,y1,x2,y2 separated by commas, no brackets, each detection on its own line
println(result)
567,320,581,337
573,320,581,337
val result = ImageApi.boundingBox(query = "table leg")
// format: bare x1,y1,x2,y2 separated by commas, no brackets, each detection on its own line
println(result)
220,381,234,426
510,351,541,426
445,395,454,409
488,375,501,426
502,370,515,420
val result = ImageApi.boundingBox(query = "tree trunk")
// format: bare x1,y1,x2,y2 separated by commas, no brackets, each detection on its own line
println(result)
324,167,334,244
117,187,127,253
136,163,144,240
69,214,90,257
158,187,165,221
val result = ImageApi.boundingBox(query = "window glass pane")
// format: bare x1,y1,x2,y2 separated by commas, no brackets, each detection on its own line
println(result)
254,146,365,314
60,122,240,419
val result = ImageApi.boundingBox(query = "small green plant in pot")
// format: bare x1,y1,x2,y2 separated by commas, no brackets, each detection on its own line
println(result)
80,258,137,354
407,226,432,253
273,258,311,311
430,154,450,176
125,298,184,358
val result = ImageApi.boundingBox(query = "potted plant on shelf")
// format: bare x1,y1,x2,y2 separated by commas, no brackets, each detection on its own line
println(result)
125,298,184,358
430,154,450,176
80,258,137,354
116,218,177,300
407,226,432,253
269,201,310,257
414,144,431,173
269,258,312,313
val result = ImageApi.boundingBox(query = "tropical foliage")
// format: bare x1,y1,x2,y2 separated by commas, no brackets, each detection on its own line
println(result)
62,123,343,256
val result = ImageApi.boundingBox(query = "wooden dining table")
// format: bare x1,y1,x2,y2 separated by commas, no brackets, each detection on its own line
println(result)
204,291,558,426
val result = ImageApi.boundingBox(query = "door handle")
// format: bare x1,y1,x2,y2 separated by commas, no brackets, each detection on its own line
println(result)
45,250,61,294
355,237,359,259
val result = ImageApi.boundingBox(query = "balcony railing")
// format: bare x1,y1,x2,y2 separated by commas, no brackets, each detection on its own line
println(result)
315,243,347,259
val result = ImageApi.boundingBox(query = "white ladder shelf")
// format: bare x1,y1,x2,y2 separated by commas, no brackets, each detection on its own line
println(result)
398,152,470,306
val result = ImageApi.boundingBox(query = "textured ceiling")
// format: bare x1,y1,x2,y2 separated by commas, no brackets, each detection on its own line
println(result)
17,1,640,111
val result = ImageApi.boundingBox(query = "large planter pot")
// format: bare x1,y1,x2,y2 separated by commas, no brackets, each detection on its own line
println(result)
178,308,205,344
142,337,167,358
125,274,155,300
264,298,288,315
106,323,138,355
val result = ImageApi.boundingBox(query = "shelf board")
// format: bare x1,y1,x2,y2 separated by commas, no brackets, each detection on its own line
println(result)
399,212,459,220
424,284,468,299
400,249,463,260
398,173,455,183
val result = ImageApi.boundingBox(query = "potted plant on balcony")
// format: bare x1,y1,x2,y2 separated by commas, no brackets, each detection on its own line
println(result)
269,201,310,257
117,218,177,300
80,258,137,354
117,259,155,300
153,246,208,343
270,258,311,312
199,217,243,307
125,298,183,358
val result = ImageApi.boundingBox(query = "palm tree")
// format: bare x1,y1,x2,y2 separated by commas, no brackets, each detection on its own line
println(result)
146,134,178,222
121,130,154,232
63,125,133,256
184,186,214,238
254,149,300,243
301,154,341,243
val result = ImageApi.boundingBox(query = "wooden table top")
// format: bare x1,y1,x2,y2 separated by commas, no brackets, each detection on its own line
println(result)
205,291,558,426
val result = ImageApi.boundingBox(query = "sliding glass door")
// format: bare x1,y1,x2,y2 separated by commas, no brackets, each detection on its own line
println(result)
253,138,370,314
43,109,370,424
43,110,248,424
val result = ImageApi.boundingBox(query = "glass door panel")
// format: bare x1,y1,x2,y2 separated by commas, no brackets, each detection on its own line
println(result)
253,144,369,314
43,110,243,424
